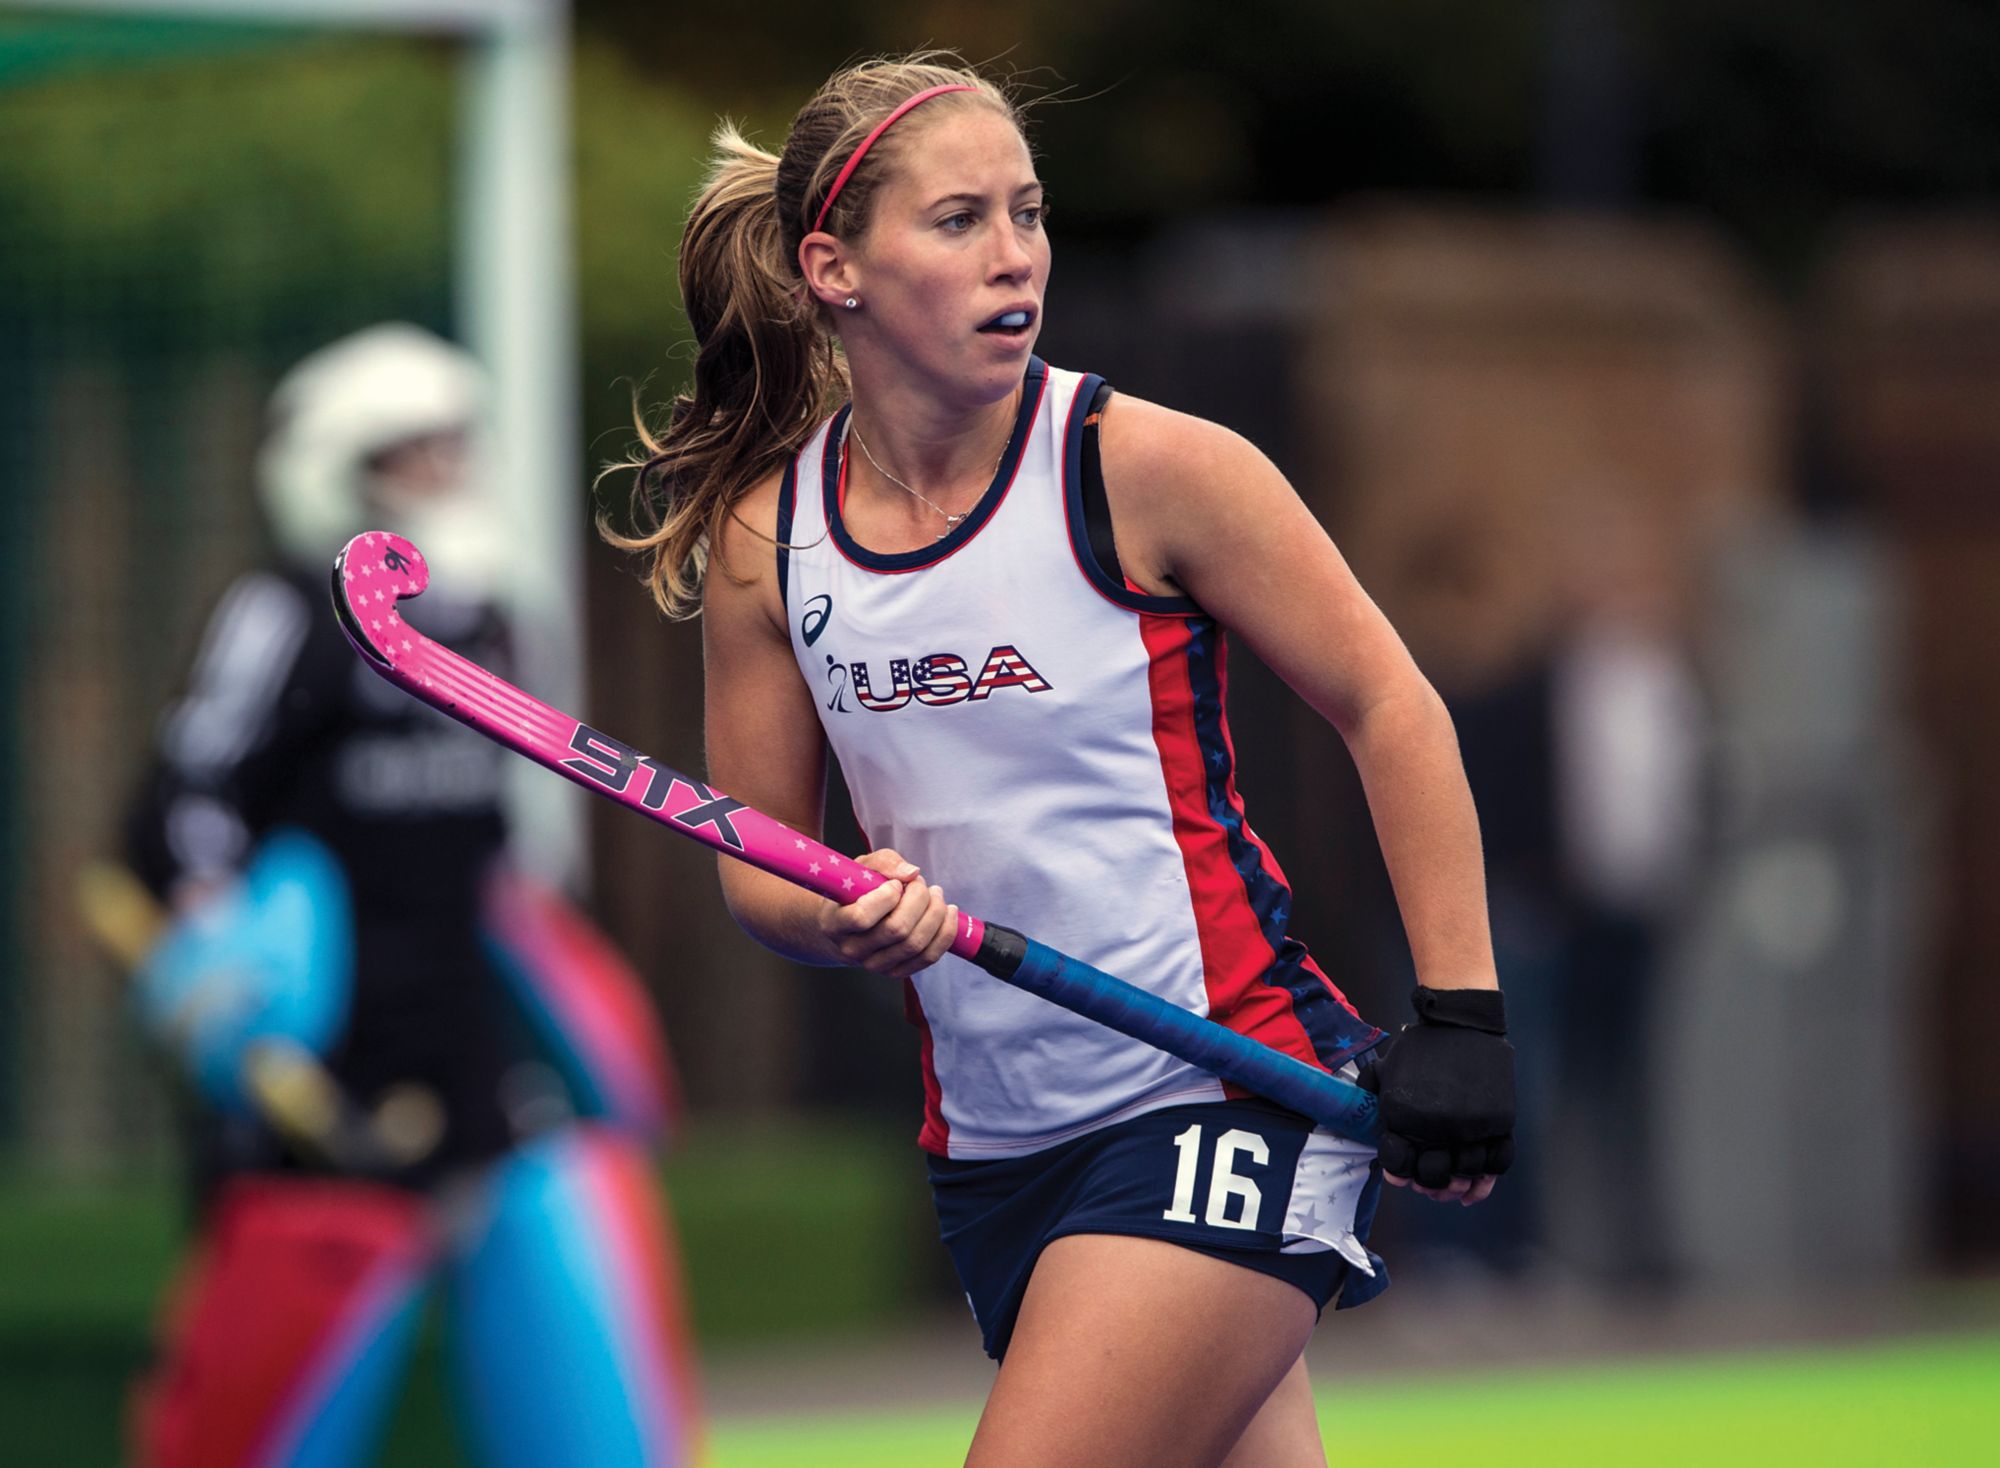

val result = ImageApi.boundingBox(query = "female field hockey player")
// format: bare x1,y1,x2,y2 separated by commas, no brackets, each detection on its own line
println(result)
611,55,1515,1468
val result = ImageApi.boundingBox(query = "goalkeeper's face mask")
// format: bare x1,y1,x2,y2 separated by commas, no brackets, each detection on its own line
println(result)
363,429,473,509
358,425,513,602
258,324,514,599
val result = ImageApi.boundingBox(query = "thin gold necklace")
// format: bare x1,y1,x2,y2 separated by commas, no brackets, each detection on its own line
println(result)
846,422,1003,541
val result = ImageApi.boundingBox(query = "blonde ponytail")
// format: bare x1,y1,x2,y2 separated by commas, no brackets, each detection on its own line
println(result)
600,127,844,617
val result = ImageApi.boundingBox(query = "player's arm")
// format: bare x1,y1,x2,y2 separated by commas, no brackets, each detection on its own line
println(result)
702,475,956,977
1100,396,1513,1201
1099,397,1495,995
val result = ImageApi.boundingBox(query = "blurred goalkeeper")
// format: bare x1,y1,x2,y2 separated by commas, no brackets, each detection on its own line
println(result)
117,324,703,1468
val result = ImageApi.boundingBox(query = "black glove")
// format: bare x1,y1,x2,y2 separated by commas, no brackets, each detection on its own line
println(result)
1358,986,1516,1189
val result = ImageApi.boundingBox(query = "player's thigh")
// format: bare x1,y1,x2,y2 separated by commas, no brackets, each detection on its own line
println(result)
131,1175,432,1468
1219,1355,1324,1468
442,1127,700,1468
966,1232,1318,1468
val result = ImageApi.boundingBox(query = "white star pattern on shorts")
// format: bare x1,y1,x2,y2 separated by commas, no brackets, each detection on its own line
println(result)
1279,1134,1377,1272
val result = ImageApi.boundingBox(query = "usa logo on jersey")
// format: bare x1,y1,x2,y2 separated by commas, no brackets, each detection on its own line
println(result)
823,646,1052,713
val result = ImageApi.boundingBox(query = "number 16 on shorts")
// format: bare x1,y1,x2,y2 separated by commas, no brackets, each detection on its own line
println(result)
1164,1124,1270,1231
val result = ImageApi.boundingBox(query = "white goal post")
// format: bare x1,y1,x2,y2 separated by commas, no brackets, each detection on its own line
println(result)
23,0,589,887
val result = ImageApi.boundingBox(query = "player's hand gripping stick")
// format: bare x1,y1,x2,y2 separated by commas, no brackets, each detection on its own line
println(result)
333,532,1380,1146
1359,986,1515,1190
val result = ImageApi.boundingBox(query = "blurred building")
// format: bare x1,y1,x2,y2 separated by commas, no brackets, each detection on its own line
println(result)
1041,204,1931,1285
1822,220,2000,1263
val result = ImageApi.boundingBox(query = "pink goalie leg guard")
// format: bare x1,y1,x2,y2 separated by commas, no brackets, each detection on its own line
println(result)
129,1176,432,1468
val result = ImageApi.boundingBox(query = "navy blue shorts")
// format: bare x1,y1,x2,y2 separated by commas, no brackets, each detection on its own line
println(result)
929,1095,1389,1360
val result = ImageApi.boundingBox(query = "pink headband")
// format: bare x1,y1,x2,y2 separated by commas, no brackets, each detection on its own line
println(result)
811,83,978,234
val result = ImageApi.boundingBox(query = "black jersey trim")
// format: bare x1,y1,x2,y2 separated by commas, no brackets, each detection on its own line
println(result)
1060,376,1202,616
1078,380,1122,584
774,455,798,607
823,357,1048,574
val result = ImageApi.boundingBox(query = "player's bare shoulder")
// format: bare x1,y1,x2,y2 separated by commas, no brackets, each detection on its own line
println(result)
706,466,790,634
1096,392,1268,499
713,466,785,573
1093,393,1277,597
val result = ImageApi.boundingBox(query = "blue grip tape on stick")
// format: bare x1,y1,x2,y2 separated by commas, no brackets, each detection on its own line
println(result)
975,925,1381,1145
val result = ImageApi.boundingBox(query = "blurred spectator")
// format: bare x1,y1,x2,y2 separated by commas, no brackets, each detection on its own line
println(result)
1376,502,1706,1286
1374,527,1564,1279
1548,501,1705,1285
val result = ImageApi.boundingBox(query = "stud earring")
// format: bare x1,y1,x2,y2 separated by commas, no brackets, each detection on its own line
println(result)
844,296,859,310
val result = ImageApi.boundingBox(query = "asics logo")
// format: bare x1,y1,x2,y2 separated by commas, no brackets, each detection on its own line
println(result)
801,594,832,647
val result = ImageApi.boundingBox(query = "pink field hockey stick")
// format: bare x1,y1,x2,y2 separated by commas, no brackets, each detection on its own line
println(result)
333,532,1380,1144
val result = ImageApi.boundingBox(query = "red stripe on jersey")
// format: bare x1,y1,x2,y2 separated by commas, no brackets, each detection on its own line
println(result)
1137,616,1330,1077
850,812,948,1153
906,979,951,1153
1209,638,1372,1033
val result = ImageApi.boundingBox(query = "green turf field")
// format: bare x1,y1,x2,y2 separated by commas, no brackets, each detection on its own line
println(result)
5,1164,1993,1464
710,1331,2000,1467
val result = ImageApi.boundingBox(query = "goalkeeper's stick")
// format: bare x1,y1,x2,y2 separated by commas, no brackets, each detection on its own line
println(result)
333,532,1379,1144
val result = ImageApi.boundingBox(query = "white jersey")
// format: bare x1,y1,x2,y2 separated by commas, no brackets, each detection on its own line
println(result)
779,359,1380,1159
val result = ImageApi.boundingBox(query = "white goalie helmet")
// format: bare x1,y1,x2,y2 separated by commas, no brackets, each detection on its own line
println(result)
257,323,511,592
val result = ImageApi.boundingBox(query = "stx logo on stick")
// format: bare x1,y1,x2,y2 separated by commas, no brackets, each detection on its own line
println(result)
560,724,747,850
672,785,750,849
